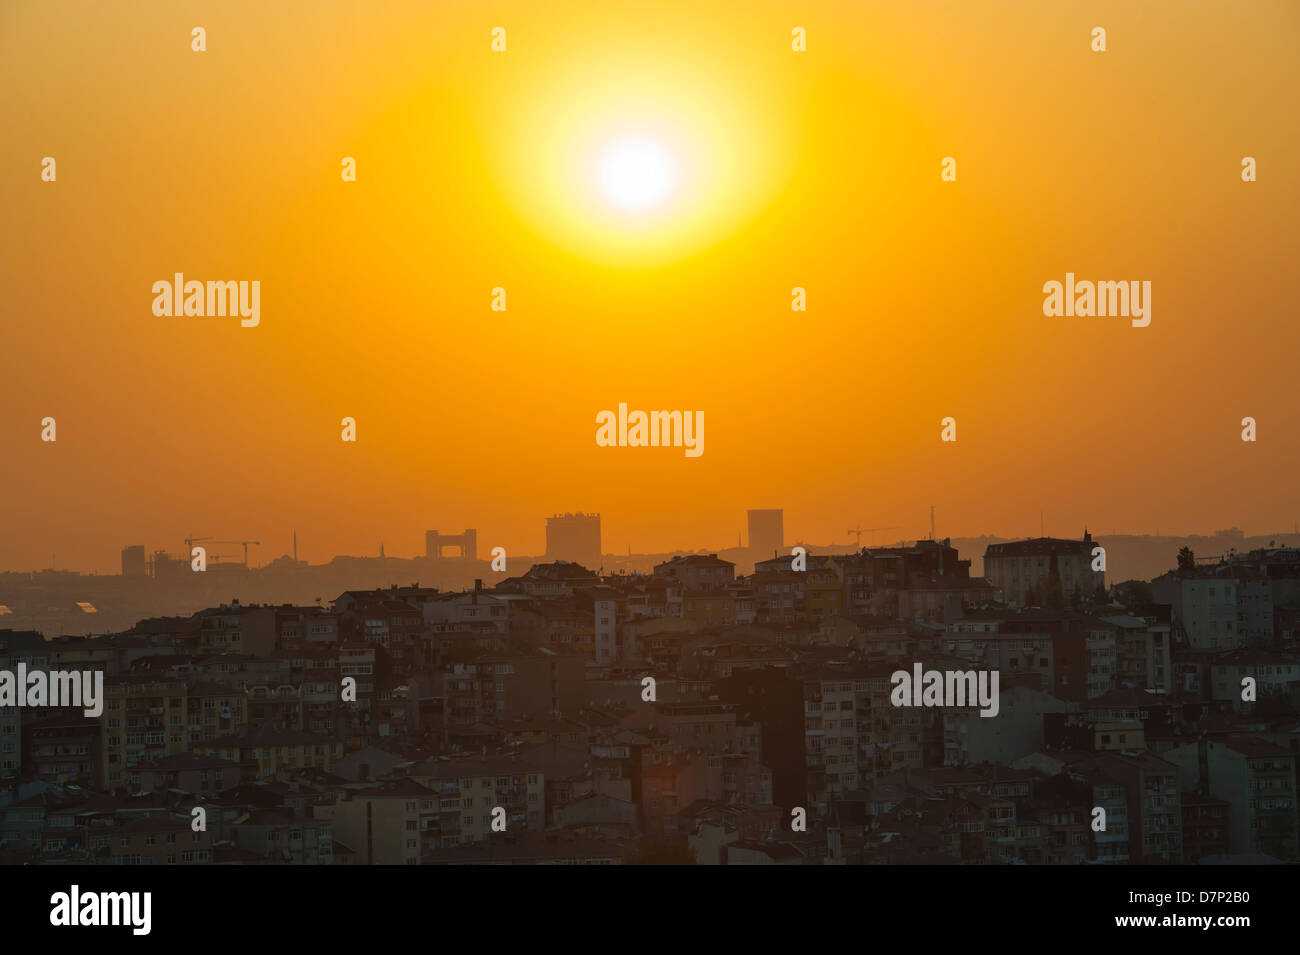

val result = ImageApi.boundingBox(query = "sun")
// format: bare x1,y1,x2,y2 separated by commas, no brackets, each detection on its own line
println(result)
596,137,678,213
479,47,795,266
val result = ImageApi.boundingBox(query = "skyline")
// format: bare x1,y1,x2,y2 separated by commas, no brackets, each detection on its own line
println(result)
5,518,1299,578
12,521,1299,640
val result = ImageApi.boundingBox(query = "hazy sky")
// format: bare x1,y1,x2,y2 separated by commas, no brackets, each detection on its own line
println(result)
2,0,1298,574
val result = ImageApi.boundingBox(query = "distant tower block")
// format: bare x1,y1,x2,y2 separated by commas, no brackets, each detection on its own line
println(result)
748,509,784,556
546,513,602,570
121,544,146,577
426,529,477,561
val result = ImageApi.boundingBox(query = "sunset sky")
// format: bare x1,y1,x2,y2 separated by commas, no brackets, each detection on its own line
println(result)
2,0,1298,574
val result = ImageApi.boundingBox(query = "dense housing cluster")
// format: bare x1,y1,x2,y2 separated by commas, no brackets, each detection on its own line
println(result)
2,537,1299,865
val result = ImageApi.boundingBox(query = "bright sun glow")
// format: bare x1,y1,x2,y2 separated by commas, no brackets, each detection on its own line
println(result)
481,48,794,266
596,137,678,213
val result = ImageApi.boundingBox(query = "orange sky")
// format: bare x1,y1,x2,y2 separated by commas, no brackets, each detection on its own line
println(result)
2,0,1298,574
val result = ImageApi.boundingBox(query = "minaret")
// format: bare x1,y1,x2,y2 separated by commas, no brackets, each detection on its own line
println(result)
293,530,298,563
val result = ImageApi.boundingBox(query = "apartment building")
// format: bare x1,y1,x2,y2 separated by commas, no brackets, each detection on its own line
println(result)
99,674,189,790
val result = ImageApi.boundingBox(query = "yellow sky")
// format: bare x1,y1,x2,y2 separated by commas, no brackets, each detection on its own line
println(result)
2,0,1298,573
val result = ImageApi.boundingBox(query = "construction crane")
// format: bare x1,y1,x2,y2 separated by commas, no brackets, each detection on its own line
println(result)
847,525,898,548
184,536,261,568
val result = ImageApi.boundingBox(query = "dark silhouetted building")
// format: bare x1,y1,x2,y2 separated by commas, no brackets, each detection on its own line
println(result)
121,544,146,577
426,529,477,561
748,509,783,557
546,513,601,570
